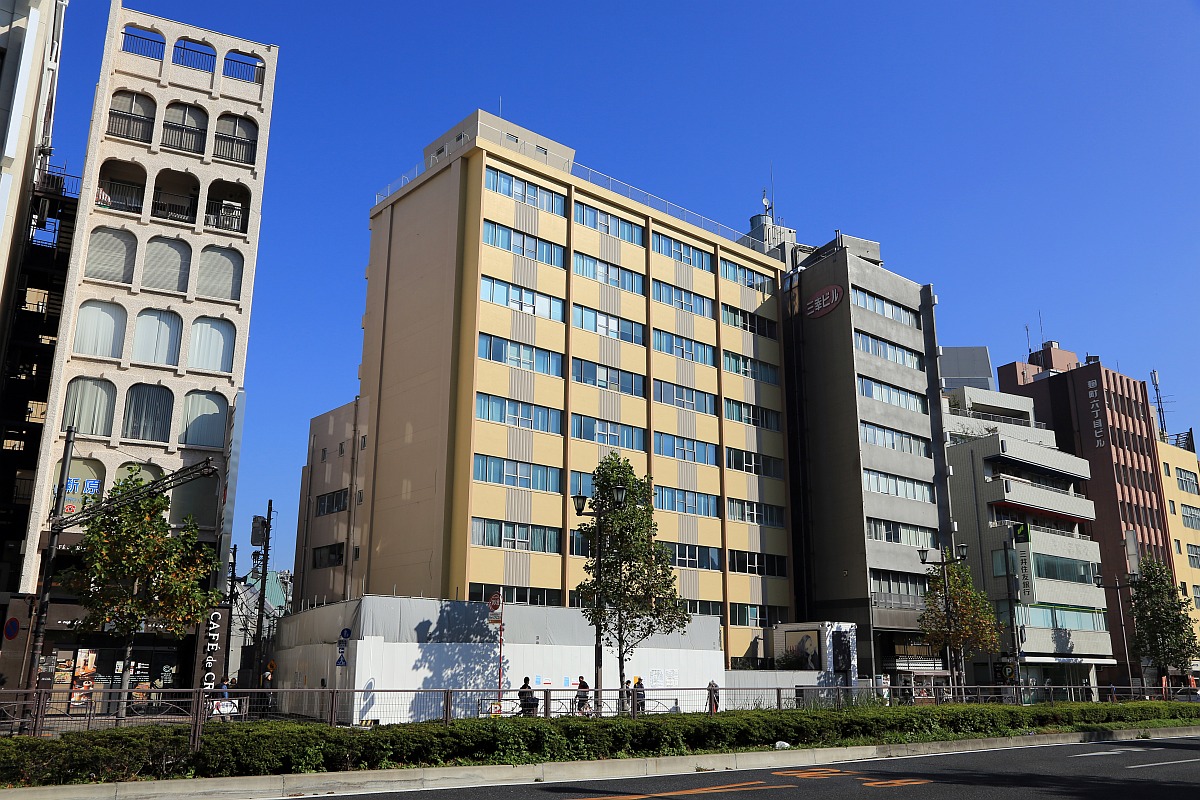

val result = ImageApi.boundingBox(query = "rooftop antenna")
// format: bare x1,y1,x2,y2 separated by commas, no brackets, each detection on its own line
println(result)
1038,311,1045,348
770,164,776,224
762,190,771,222
498,96,502,118
1151,370,1167,433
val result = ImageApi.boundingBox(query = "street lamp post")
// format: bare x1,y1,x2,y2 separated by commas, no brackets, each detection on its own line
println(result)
572,484,626,716
919,542,969,698
1094,572,1137,696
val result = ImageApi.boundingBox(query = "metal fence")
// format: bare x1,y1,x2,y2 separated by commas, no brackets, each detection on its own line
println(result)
1,684,1192,744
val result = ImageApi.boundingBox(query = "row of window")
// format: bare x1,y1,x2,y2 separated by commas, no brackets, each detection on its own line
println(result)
481,276,564,321
1182,504,1200,531
654,379,716,414
315,488,349,517
485,166,566,215
653,432,719,465
571,414,645,450
468,583,561,606
471,517,563,553
472,455,562,493
1020,604,1108,632
483,220,565,267
478,333,563,377
1177,466,1199,495
724,399,781,431
850,287,921,328
722,304,777,339
729,549,787,577
653,280,713,317
85,227,244,301
862,468,936,503
665,542,721,570
475,393,562,433
653,329,715,366
859,421,932,458
730,603,787,627
572,358,645,397
573,304,644,344
857,375,929,414
1188,543,1200,569
652,232,713,271
866,517,937,549
720,259,774,294
727,499,785,527
723,351,778,384
74,300,235,373
575,202,646,245
854,330,924,371
60,376,227,447
870,569,927,598
654,485,720,517
108,90,258,164
573,253,645,295
726,447,785,479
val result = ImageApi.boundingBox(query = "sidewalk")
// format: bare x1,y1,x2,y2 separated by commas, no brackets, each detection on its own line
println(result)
8,725,1200,800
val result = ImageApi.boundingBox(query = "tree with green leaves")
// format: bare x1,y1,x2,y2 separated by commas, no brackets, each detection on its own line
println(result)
1130,559,1200,681
575,452,690,695
64,466,222,719
918,561,1001,684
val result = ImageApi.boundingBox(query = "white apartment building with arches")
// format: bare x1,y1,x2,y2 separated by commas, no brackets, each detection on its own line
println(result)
18,0,275,612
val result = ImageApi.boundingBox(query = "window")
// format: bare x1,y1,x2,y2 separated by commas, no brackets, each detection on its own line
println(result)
720,259,773,294
189,317,235,372
571,358,644,396
653,486,720,517
338,442,345,457
486,167,566,215
1164,462,1171,477
483,220,564,267
1182,505,1200,531
142,237,190,293
723,351,779,384
1021,605,1107,632
654,380,716,414
651,232,712,271
573,202,644,245
572,304,644,345
859,421,932,458
850,287,921,328
320,448,326,462
478,333,563,377
729,550,787,577
572,253,644,295
1033,553,1095,584
469,583,561,606
729,603,787,627
854,330,924,371
664,542,721,570
724,399,780,431
653,330,715,366
361,435,367,450
721,304,777,339
857,375,928,414
1176,539,1183,554
180,391,228,447
652,280,713,317
569,529,591,557
866,518,936,549
870,569,927,598
1188,544,1200,569
312,543,345,569
684,599,723,621
84,227,136,284
214,114,258,163
471,517,562,554
108,91,155,142
473,455,561,493
571,414,645,451
73,300,126,359
570,471,594,499
61,377,116,436
476,393,562,434
727,499,785,527
862,469,935,503
480,276,564,321
132,309,182,366
162,103,207,154
195,245,243,300
315,488,349,516
726,447,785,479
122,384,173,442
653,433,718,465
1177,467,1199,495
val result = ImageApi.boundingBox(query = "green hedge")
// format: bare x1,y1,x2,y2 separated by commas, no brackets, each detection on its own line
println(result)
1,702,1198,786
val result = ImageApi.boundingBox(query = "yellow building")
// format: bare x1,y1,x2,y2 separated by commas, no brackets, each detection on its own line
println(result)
296,111,795,666
1158,428,1200,668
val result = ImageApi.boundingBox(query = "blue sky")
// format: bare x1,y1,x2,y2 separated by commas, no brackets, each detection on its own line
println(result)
53,2,1200,573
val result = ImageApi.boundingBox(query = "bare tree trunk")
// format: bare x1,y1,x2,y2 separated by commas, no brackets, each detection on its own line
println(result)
115,635,134,723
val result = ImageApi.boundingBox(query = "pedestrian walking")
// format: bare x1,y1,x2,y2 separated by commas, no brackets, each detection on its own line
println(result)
216,676,231,722
707,679,720,714
575,676,591,715
518,677,538,717
634,677,646,715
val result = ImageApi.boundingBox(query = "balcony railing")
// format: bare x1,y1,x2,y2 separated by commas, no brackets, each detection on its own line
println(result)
990,521,1091,541
12,477,33,503
161,121,206,154
96,179,144,214
223,57,265,84
34,166,81,198
213,133,256,164
991,474,1077,497
947,407,1047,429
107,109,154,143
871,592,925,611
121,31,165,60
173,42,216,72
151,190,198,224
204,200,247,233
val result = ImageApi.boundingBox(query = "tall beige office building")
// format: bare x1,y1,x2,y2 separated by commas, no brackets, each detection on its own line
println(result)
11,0,275,656
1157,428,1200,663
296,111,794,664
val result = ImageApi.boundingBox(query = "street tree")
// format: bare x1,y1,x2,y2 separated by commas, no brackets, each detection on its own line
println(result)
1130,559,1200,681
576,452,690,694
918,562,1001,683
65,466,222,718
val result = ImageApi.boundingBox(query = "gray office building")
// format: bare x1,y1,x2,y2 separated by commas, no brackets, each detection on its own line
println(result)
779,233,952,679
941,346,996,392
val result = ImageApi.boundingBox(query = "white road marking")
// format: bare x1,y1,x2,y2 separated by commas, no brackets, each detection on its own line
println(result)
1067,747,1162,757
1126,757,1200,769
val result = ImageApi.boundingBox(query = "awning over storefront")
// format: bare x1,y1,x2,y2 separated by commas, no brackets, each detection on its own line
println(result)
1021,656,1117,665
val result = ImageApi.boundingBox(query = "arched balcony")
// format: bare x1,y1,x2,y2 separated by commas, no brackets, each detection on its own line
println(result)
107,90,156,143
95,159,146,215
214,114,257,164
120,25,165,60
223,50,265,84
172,38,216,72
204,180,250,234
162,102,208,154
150,169,200,224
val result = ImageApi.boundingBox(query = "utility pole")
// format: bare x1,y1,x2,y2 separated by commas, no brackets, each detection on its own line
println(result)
252,501,272,686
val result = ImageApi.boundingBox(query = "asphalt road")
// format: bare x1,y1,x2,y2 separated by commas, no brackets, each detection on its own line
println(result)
332,735,1200,800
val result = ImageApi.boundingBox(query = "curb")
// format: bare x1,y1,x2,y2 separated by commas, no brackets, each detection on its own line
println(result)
9,725,1200,800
